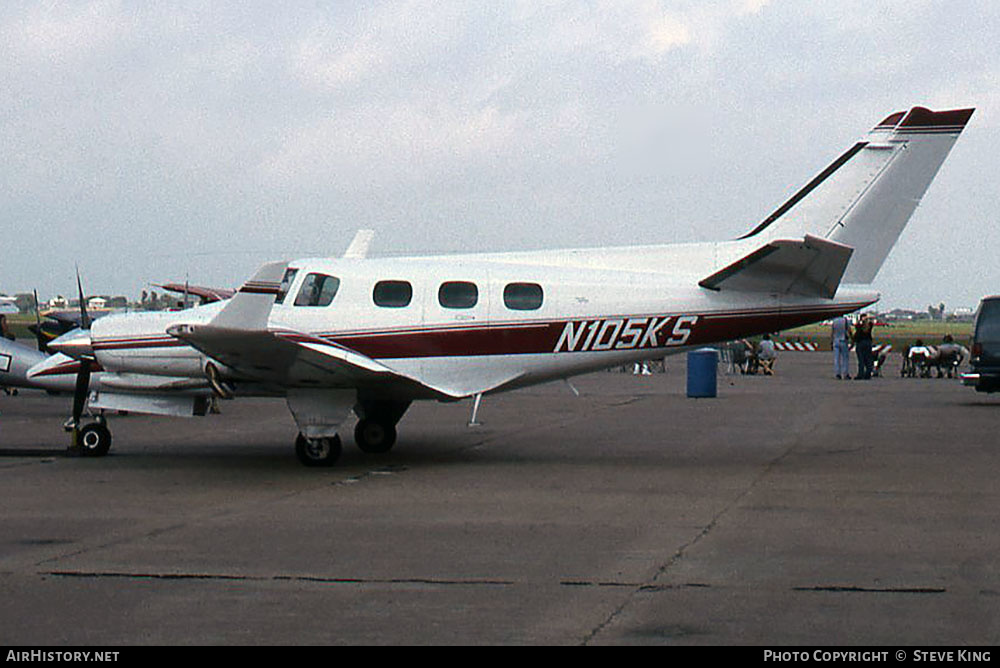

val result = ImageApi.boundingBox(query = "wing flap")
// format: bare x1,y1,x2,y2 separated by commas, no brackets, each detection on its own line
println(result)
699,235,853,298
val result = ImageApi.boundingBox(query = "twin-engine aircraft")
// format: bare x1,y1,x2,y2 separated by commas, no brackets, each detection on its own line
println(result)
29,106,973,466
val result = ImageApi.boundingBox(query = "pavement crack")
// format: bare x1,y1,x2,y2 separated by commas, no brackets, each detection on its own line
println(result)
41,570,516,588
581,416,822,645
793,585,946,594
560,580,643,588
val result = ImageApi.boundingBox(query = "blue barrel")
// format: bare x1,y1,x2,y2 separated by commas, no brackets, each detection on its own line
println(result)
687,348,718,398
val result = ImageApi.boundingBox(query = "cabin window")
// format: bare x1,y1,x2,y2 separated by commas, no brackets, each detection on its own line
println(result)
373,280,413,308
439,281,478,309
294,273,340,307
503,282,543,310
275,268,299,304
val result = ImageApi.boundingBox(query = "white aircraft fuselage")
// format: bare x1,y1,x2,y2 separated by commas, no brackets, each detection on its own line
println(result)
85,251,875,398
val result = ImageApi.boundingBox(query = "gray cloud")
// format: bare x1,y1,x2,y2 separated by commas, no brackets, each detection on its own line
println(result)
1,1,997,310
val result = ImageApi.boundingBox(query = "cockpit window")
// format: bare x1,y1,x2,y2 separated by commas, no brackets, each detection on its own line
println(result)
275,268,299,305
439,281,478,309
294,273,340,307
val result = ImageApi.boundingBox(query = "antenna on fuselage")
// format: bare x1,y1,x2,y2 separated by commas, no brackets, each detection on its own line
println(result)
343,229,375,259
468,393,483,427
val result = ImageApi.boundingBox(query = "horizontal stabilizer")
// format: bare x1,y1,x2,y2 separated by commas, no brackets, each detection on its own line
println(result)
699,235,853,298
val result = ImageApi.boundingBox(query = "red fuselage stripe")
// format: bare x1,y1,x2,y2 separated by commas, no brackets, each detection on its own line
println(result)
91,301,869,359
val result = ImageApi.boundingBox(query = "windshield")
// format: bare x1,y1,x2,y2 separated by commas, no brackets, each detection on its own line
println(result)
275,268,299,304
975,299,1000,342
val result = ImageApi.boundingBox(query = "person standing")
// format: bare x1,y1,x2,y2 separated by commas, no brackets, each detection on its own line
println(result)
831,314,852,379
854,314,875,380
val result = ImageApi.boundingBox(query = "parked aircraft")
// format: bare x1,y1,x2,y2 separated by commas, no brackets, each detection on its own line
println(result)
156,283,236,306
1,336,79,394
32,106,973,465
29,308,115,352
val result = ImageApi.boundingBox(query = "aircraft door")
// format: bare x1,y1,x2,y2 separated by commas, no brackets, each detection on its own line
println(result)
415,269,491,381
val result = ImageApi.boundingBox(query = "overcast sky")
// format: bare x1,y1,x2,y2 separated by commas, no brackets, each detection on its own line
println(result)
1,1,997,310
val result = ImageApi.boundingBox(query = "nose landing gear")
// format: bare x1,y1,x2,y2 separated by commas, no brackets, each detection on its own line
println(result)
77,420,112,457
66,415,112,457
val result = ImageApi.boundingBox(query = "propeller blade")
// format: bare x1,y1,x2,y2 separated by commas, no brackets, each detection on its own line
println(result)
67,269,95,438
76,267,91,330
32,289,46,353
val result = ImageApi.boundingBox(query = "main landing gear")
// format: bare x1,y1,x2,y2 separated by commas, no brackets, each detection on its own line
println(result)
353,399,409,455
293,399,410,467
295,433,343,467
354,419,396,454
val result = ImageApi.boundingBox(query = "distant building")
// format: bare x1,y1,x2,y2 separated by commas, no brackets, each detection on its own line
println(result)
48,295,68,309
949,307,975,322
884,308,920,321
87,297,107,310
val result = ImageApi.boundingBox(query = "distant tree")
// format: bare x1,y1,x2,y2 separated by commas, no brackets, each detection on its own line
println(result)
14,293,35,314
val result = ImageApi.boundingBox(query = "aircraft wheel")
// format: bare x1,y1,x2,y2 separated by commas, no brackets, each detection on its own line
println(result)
78,422,112,457
295,433,342,467
354,419,396,454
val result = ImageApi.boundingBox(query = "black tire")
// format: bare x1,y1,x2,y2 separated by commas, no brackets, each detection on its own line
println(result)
354,419,397,454
295,433,342,467
78,422,112,457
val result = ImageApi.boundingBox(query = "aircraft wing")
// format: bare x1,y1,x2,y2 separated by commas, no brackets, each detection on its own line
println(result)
698,235,853,298
156,283,236,303
44,309,115,326
167,323,461,400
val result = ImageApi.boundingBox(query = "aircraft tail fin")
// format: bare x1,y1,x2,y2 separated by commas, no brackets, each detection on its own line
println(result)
740,106,974,283
700,234,853,298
